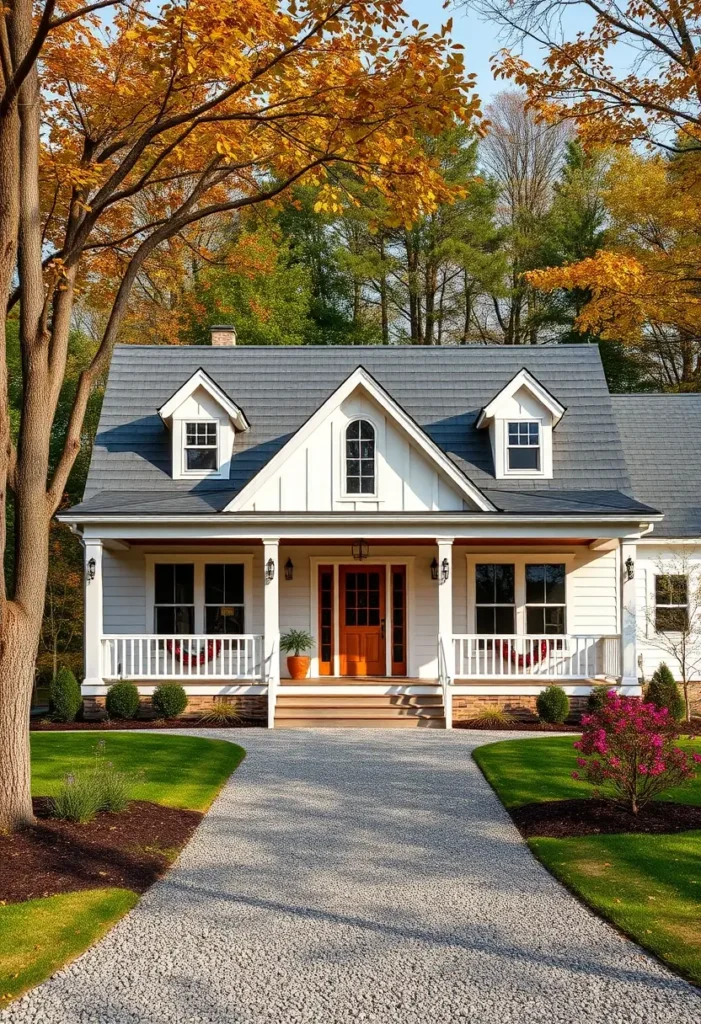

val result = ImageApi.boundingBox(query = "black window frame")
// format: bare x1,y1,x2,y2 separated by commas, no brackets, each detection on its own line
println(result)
525,563,566,635
475,563,516,635
154,563,195,635
204,563,245,635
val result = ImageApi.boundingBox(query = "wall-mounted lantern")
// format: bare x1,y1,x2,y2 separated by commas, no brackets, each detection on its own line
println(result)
625,556,635,582
265,557,275,583
87,558,96,582
352,540,369,561
285,558,294,581
430,558,439,581
441,558,450,584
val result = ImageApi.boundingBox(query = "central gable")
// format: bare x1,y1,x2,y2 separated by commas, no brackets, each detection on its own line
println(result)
225,368,492,514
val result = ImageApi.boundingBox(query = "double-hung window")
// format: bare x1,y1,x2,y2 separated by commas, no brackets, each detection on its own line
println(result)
475,564,515,634
655,575,688,632
205,564,245,634
525,564,566,634
507,421,540,471
184,422,218,472
154,564,195,634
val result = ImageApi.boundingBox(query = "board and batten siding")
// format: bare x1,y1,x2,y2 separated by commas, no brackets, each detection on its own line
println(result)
239,392,467,513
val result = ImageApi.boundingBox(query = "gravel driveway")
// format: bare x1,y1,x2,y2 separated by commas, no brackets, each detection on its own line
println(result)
4,729,700,1023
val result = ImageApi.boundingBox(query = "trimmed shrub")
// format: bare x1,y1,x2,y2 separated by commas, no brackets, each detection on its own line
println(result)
50,666,82,723
646,663,685,722
106,681,140,720
152,683,188,719
587,684,612,714
536,685,570,724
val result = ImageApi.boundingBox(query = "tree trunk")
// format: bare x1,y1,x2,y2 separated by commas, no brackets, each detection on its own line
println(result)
0,605,43,830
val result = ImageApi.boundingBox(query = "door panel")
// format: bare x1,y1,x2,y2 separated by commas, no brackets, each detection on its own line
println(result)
339,567,386,676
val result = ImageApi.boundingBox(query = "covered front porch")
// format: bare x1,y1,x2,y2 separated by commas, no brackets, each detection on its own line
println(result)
76,517,641,726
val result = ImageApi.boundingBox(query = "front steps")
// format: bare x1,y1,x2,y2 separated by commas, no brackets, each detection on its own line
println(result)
274,692,446,729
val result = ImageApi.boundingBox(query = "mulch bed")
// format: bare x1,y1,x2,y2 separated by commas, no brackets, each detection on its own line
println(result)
31,718,263,731
455,720,581,732
512,798,701,839
0,798,202,904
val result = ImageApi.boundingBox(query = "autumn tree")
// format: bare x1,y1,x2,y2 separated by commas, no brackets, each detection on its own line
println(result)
0,0,481,830
529,149,701,388
457,0,701,152
457,0,701,378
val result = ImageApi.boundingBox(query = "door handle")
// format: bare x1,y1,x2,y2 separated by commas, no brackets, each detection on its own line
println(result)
381,618,386,639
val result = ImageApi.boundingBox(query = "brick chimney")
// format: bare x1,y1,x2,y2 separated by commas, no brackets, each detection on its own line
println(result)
210,324,237,347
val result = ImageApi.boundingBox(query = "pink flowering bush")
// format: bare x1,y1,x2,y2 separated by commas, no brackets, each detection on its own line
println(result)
573,690,701,814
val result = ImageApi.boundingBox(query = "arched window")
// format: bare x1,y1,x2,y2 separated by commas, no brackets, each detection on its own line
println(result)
346,419,376,494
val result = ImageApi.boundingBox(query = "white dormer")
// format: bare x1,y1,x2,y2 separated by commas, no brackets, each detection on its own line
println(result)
476,369,565,481
158,369,249,481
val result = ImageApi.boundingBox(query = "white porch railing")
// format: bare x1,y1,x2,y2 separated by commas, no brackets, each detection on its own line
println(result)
101,634,264,681
453,634,621,680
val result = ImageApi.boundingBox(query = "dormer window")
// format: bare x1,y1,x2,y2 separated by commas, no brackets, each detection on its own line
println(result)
476,369,565,481
185,422,218,472
157,368,249,482
507,421,540,472
346,419,376,495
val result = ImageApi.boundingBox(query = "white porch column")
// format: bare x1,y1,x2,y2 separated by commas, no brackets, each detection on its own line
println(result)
437,539,455,731
83,539,104,687
263,538,280,727
620,540,639,689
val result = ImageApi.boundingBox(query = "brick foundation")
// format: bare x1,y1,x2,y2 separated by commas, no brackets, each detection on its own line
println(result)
452,693,588,725
83,693,267,724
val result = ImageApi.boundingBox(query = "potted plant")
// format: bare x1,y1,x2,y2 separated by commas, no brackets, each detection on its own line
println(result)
280,629,314,680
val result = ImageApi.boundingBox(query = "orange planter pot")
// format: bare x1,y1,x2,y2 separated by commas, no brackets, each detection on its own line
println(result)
287,655,310,680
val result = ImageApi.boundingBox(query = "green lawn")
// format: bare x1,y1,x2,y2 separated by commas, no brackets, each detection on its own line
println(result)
1,733,244,1006
473,735,701,809
473,736,701,985
31,732,245,811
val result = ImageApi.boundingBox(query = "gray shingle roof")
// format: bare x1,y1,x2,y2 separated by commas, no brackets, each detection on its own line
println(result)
74,343,656,520
613,395,701,538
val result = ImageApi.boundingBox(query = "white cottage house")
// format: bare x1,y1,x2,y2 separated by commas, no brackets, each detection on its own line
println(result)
61,331,697,728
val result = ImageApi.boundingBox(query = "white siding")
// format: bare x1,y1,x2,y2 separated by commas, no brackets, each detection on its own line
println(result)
103,549,146,633
568,547,619,635
240,391,466,513
636,543,701,682
102,546,264,635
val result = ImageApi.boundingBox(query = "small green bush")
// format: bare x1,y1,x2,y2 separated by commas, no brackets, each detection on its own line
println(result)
536,685,570,724
152,683,188,719
50,666,82,723
106,681,141,720
587,684,612,714
646,662,685,721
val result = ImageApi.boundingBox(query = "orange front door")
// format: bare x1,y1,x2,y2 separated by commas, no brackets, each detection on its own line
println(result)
339,566,386,676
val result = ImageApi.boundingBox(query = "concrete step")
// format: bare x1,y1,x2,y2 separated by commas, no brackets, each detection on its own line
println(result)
275,716,447,729
276,695,443,708
275,705,445,720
